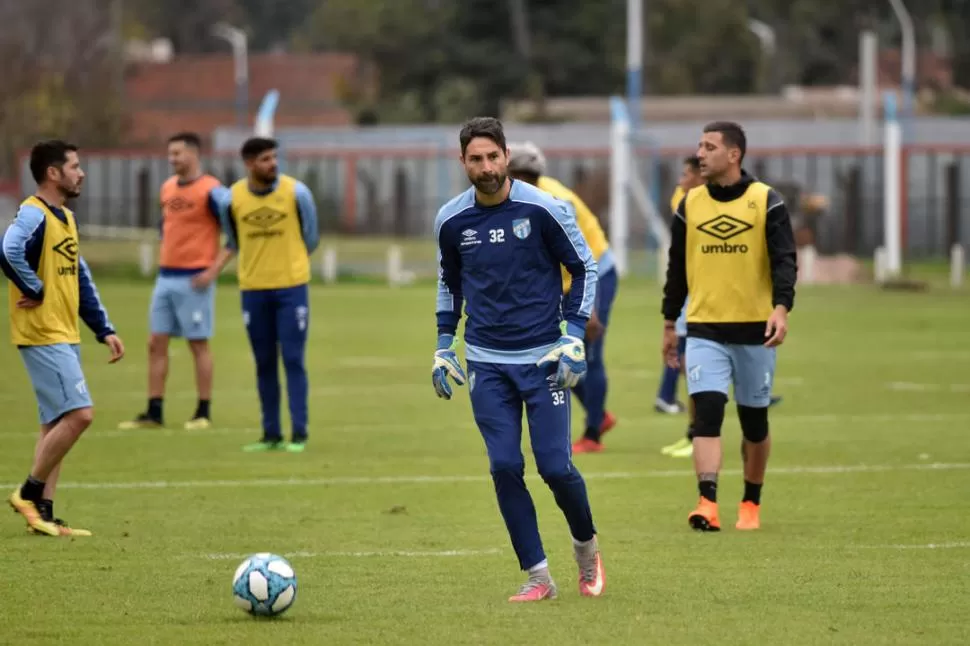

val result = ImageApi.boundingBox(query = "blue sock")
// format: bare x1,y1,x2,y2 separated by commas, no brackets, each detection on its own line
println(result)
492,466,546,570
657,363,680,403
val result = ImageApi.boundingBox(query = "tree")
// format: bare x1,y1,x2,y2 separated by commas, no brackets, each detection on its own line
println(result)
295,0,460,122
0,0,125,176
127,0,243,54
235,0,317,50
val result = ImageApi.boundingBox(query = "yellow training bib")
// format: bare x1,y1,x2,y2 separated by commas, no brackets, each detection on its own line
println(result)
229,175,310,291
8,197,81,346
684,182,774,324
670,186,685,214
537,176,609,294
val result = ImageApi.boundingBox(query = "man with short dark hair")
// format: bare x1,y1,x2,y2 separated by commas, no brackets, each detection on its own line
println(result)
120,132,230,431
218,137,320,452
2,140,125,536
433,117,606,602
661,121,797,532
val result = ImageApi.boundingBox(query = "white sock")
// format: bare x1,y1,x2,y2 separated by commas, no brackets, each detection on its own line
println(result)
528,559,549,575
572,536,596,549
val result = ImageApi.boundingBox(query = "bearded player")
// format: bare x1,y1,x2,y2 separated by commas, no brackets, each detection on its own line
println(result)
1,140,125,536
433,117,605,601
218,137,319,452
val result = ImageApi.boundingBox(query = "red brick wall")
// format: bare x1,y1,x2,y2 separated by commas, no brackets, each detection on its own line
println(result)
124,52,369,146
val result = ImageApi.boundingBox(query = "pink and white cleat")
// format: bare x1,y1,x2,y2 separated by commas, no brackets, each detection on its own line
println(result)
508,574,558,602
575,538,606,597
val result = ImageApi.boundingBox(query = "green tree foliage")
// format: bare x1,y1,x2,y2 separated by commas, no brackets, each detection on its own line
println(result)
0,0,125,176
294,0,458,122
123,0,970,124
129,0,244,53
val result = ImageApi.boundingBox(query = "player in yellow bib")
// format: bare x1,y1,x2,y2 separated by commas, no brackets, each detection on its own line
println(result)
507,142,618,454
660,156,785,460
661,122,797,532
0,140,125,537
217,138,319,452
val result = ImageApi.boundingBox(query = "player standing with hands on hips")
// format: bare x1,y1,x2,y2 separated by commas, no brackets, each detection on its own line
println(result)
1,140,125,536
431,117,606,602
661,122,797,532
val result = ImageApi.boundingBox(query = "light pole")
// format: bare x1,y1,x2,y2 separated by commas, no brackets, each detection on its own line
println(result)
748,19,776,93
626,0,642,130
888,0,915,124
212,22,248,129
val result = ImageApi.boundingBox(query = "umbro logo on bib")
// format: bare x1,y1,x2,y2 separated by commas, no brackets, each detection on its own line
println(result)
243,207,286,239
243,207,286,229
53,236,78,262
697,215,752,241
697,215,752,254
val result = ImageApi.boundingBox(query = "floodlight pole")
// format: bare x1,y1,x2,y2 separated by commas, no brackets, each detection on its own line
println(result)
888,0,916,126
212,23,249,129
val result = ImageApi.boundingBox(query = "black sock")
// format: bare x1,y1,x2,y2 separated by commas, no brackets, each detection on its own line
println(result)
698,480,717,503
583,426,601,442
20,476,45,502
686,425,694,441
194,399,211,420
37,498,53,521
147,398,163,421
743,480,762,505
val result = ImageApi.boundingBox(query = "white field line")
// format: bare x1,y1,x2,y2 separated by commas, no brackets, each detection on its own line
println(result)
908,351,970,361
859,541,970,551
200,548,503,560
0,373,665,403
0,411,967,441
2,461,968,492
886,381,970,393
197,542,970,560
0,384,432,403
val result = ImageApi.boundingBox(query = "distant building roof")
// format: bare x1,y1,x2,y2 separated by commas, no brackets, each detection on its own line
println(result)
124,52,371,146
502,48,955,124
501,92,875,123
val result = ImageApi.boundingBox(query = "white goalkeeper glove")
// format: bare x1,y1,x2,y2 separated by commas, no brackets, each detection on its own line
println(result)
537,322,587,389
432,334,466,400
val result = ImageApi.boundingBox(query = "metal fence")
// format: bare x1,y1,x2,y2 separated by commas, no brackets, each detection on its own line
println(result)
17,144,970,259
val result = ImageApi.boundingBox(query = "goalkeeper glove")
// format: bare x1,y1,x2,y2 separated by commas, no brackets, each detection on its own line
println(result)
432,334,466,400
536,322,587,389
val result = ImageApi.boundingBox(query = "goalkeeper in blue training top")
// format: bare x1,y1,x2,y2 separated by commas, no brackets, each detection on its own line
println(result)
432,117,606,603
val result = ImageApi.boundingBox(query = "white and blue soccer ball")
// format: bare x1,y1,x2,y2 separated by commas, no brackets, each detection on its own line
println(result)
232,553,298,617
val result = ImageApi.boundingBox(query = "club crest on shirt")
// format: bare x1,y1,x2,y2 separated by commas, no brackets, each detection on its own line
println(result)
512,218,531,240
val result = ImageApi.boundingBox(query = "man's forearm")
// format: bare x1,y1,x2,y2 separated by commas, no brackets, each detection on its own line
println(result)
211,247,235,273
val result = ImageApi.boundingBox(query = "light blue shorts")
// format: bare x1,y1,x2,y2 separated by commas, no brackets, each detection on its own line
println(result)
685,337,776,407
149,274,216,340
19,344,93,425
675,298,688,337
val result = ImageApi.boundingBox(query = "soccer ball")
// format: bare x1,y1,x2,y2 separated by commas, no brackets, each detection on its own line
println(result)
232,553,298,617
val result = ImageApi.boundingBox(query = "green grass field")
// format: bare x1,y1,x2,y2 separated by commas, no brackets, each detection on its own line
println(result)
1,276,968,645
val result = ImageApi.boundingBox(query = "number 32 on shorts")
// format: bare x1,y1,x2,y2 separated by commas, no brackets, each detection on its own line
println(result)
551,390,566,406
